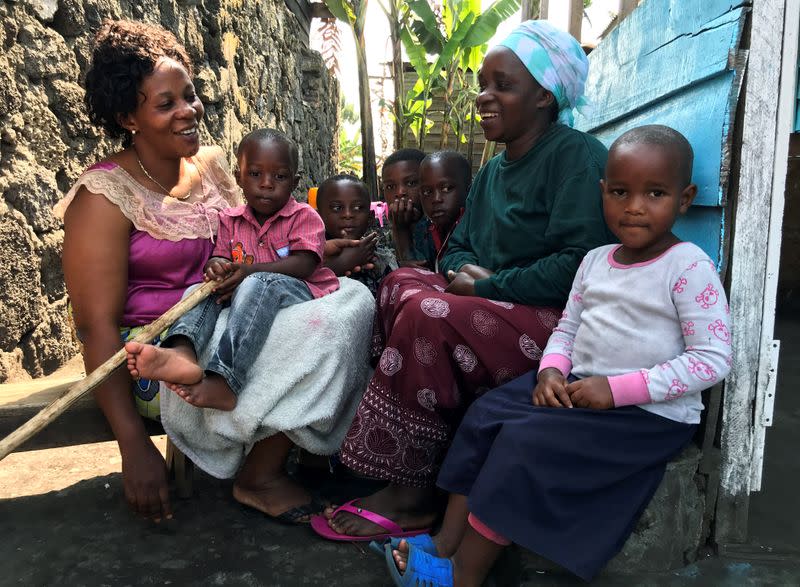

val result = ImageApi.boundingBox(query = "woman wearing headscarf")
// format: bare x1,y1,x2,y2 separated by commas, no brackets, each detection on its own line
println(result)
312,21,613,545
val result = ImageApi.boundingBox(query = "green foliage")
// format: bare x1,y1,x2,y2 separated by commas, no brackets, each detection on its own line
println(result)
339,94,358,125
324,0,378,197
338,96,363,176
397,0,521,150
338,126,363,176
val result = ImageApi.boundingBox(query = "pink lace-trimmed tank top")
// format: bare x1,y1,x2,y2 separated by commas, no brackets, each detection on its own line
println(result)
54,146,242,326
124,229,213,325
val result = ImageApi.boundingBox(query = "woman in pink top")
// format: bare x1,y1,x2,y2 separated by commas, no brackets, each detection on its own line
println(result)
57,19,351,525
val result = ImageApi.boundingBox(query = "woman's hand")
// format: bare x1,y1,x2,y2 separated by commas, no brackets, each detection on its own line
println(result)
212,263,253,303
533,367,572,408
566,376,614,409
120,436,172,522
458,264,495,281
445,270,476,297
389,197,421,228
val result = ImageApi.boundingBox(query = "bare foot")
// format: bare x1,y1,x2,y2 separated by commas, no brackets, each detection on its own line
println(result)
168,374,237,411
125,342,202,384
393,539,411,573
233,476,321,524
324,486,437,537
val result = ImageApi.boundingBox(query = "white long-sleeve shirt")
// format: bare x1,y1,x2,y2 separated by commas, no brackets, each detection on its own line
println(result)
539,242,732,424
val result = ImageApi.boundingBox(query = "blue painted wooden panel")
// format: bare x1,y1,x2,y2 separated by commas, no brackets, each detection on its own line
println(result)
575,0,747,269
673,207,726,267
589,74,737,207
579,9,745,132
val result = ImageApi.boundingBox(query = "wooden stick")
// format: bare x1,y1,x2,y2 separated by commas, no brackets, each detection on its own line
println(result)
0,280,217,461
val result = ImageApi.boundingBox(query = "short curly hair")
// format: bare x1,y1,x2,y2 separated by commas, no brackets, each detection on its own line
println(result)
84,20,193,146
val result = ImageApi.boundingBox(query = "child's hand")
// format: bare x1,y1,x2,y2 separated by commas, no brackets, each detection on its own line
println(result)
211,263,253,304
324,238,360,259
338,233,378,275
204,259,232,282
445,270,476,297
533,367,572,408
566,376,615,409
389,197,421,228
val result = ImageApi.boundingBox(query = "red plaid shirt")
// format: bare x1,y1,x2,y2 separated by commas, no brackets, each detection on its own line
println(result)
212,198,339,298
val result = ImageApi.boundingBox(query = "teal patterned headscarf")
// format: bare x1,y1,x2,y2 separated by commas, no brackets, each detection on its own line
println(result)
498,20,589,127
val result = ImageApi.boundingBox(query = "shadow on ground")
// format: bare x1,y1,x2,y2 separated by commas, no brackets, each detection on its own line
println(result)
2,310,799,587
2,463,798,586
0,470,388,586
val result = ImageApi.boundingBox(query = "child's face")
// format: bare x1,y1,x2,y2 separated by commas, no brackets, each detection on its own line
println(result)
236,139,299,224
318,181,373,239
381,161,421,206
419,159,467,230
602,144,696,256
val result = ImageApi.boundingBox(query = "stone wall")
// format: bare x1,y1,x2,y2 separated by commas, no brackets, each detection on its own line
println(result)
0,0,338,381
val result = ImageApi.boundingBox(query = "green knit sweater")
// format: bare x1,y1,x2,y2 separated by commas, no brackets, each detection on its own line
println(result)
440,124,613,307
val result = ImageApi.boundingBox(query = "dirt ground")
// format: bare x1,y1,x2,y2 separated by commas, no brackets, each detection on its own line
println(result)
1,314,798,586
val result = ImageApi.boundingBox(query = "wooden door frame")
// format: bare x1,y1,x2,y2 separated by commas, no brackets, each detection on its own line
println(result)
716,0,798,543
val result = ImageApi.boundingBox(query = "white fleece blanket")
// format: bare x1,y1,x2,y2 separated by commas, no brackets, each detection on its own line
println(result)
160,277,374,479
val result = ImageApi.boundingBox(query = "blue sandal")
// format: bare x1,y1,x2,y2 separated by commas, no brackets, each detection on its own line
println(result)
369,534,437,557
384,542,454,587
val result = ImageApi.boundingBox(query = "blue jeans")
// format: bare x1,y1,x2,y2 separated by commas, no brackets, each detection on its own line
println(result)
165,272,313,395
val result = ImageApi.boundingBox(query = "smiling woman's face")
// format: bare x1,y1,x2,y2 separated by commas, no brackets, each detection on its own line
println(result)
122,57,204,160
476,46,551,147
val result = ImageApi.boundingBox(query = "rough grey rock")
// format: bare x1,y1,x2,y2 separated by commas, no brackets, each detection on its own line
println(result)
0,0,338,381
0,349,29,382
20,299,78,378
39,230,65,302
31,0,59,23
0,213,42,353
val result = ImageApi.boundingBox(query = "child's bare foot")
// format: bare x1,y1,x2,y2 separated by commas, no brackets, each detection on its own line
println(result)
167,374,236,411
393,539,411,572
124,342,202,384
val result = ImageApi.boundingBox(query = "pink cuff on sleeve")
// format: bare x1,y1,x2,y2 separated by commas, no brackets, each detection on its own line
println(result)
538,354,572,377
468,513,511,546
608,371,651,407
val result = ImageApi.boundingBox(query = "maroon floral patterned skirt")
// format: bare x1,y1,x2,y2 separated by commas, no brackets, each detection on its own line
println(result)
339,268,561,487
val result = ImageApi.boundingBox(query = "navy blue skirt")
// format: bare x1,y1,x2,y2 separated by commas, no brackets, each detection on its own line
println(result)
437,370,696,581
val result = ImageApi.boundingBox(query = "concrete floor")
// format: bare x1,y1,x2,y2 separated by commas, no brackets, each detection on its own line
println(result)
1,311,798,586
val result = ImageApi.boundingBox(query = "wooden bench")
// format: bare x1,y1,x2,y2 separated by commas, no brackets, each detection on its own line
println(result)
0,373,194,498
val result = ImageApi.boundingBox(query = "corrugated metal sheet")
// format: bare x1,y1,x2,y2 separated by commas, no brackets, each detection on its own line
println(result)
576,0,749,269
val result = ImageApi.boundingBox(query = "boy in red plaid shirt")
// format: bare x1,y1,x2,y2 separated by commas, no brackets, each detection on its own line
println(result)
125,129,337,411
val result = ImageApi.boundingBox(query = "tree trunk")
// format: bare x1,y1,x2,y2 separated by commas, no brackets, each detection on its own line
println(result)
480,140,497,168
521,0,543,20
439,65,458,150
419,84,430,150
466,99,476,163
354,23,379,199
389,0,405,150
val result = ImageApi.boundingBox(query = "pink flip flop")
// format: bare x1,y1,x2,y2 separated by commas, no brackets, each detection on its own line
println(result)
310,499,431,542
